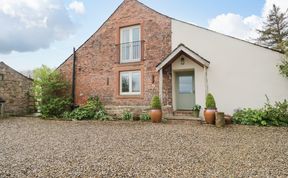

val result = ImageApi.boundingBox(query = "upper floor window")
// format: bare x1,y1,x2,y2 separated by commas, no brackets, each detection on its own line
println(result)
0,74,3,81
120,25,141,63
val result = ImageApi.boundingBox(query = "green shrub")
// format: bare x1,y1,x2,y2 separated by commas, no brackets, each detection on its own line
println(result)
140,113,150,121
67,96,109,120
33,65,71,118
263,100,288,126
68,107,95,120
95,110,111,121
150,96,161,109
121,110,133,121
233,99,288,126
233,108,267,126
279,57,288,78
62,111,72,120
40,98,71,118
205,93,216,109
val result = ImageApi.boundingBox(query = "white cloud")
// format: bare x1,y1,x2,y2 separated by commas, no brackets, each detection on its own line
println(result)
0,0,76,54
68,1,85,14
208,0,288,41
208,13,262,40
263,0,288,17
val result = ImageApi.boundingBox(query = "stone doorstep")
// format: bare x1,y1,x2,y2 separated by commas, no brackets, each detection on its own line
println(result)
164,115,205,124
173,110,195,116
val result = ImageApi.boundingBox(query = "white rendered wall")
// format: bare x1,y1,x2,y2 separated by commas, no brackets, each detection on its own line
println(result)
172,19,288,114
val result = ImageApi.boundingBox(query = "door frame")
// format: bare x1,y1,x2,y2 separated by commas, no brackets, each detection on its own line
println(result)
172,69,196,111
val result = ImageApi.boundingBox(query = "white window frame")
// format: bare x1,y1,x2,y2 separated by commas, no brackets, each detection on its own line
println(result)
120,25,141,63
120,71,141,96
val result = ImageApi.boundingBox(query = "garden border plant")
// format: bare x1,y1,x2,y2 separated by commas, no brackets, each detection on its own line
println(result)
64,96,111,121
140,113,151,121
121,110,133,121
233,98,288,127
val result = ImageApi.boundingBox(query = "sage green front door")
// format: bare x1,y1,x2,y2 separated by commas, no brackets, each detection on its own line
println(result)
176,71,195,110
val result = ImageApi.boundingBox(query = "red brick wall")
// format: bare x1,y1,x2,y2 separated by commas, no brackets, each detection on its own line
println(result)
58,0,172,110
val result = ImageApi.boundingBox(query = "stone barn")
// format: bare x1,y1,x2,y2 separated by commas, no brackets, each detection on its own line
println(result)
0,62,35,117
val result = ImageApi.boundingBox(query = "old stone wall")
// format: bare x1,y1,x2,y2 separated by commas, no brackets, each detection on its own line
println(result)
0,62,35,116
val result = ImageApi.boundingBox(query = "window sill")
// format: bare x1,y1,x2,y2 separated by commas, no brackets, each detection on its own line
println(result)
116,95,144,99
120,59,141,64
120,93,141,96
116,60,144,66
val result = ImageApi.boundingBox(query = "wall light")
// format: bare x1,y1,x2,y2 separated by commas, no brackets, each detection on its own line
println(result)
181,57,185,65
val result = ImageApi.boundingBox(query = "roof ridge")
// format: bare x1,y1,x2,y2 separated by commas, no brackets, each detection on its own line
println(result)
57,0,283,69
0,61,33,81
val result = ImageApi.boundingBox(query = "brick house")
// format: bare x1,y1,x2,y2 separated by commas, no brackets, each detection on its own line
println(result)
0,62,35,117
58,0,288,117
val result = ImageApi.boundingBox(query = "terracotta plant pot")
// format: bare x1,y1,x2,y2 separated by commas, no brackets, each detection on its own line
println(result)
191,110,200,118
204,108,217,124
150,109,162,123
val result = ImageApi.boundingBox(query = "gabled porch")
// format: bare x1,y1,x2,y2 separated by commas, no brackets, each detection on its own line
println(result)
156,44,210,118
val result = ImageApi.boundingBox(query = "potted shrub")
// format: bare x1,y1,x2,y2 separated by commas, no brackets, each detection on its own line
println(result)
149,96,162,123
204,93,217,124
191,104,201,118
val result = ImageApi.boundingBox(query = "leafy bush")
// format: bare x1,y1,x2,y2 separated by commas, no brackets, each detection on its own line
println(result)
205,93,216,109
192,104,201,111
62,111,72,120
67,96,109,120
150,96,161,109
233,108,267,126
68,107,94,120
140,113,150,121
95,110,111,121
33,65,71,118
279,54,288,78
263,100,288,126
40,98,71,118
233,100,288,126
121,110,133,121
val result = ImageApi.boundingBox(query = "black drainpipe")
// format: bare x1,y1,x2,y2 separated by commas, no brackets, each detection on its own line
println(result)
72,47,76,109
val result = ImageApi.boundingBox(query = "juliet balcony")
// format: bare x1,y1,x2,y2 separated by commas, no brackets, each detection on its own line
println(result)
116,40,144,63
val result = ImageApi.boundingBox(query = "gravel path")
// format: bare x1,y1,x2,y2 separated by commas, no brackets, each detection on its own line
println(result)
0,117,288,177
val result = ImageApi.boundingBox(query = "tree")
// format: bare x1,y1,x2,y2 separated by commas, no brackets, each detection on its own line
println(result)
257,4,288,52
279,52,288,77
33,65,71,118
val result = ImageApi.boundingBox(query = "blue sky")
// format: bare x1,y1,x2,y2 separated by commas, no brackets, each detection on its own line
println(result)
0,0,286,71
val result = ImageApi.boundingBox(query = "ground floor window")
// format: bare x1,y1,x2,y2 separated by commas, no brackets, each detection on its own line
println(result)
120,71,141,95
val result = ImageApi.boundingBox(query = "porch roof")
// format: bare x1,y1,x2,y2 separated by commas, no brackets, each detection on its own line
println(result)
156,44,210,71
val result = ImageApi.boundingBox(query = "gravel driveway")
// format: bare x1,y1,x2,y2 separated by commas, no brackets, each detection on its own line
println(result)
0,117,288,177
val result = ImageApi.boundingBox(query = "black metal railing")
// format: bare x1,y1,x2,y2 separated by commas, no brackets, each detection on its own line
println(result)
116,41,144,63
